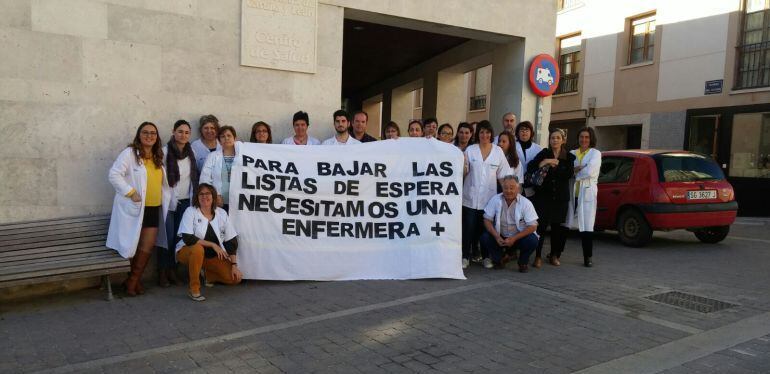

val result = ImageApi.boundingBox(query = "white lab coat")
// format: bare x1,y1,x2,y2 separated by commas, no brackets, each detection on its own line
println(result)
175,206,237,253
516,141,543,197
462,144,512,210
482,193,539,237
191,138,221,171
106,147,172,258
199,142,241,197
566,148,601,232
162,145,194,212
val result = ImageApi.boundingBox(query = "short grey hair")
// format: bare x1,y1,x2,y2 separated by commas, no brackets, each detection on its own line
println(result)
501,175,519,184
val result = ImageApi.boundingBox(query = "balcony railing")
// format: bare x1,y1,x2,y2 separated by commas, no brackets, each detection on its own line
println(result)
555,73,579,95
558,0,584,11
469,95,487,111
735,42,770,90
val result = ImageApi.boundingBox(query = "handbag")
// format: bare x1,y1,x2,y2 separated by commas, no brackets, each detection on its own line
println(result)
525,165,550,187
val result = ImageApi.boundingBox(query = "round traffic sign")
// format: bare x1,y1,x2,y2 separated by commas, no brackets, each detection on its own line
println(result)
528,54,560,97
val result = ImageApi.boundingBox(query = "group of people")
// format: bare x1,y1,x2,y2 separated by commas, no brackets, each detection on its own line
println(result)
105,109,601,302
459,113,602,273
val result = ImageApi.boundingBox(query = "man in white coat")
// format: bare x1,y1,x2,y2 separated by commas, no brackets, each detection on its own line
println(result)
565,127,601,267
322,109,361,146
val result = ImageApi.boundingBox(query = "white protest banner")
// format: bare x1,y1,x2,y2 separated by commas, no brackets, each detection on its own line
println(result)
229,138,465,280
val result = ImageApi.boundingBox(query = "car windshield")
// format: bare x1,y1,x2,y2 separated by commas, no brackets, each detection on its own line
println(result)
654,153,725,182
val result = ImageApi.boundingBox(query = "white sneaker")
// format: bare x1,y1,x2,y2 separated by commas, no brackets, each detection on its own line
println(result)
462,258,469,269
482,258,493,269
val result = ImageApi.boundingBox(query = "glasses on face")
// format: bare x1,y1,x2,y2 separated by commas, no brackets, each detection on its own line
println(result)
255,129,268,133
440,132,453,136
199,192,213,196
141,131,158,136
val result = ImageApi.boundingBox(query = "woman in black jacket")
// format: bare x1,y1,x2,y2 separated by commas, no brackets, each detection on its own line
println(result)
527,128,575,268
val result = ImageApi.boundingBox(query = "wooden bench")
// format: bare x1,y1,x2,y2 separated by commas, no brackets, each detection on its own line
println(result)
0,215,130,300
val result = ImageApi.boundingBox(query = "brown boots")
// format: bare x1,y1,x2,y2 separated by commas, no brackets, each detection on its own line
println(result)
125,249,152,296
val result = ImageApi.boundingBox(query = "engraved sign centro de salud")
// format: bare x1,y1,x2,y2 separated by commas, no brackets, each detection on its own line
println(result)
241,0,317,74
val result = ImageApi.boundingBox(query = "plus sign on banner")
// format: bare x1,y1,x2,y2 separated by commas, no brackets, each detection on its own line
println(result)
230,139,465,281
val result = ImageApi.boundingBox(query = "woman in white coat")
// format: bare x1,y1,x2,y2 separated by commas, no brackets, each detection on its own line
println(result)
176,183,242,301
462,120,513,270
191,114,221,171
159,119,199,287
566,127,601,267
200,125,239,212
106,122,172,296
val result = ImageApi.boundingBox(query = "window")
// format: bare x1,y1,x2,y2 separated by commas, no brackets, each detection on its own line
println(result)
729,112,770,178
654,154,725,182
412,88,423,110
467,65,491,111
599,157,634,184
555,34,581,95
736,0,770,89
628,13,656,65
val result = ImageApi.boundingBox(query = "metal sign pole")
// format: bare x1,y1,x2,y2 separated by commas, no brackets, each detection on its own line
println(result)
535,96,543,145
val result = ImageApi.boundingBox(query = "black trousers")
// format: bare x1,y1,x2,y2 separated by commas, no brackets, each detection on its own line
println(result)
580,231,593,258
535,222,568,258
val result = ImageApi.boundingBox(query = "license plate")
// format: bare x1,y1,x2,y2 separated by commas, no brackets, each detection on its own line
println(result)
687,190,717,200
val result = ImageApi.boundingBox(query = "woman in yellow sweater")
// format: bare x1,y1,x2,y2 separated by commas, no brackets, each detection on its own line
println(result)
107,122,172,296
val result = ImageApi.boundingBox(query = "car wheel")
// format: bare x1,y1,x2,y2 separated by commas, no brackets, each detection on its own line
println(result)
617,209,652,247
694,226,730,244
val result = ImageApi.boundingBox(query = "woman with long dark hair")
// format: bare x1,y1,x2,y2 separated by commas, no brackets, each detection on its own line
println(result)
497,131,523,184
107,122,172,296
250,121,273,144
527,128,575,268
407,120,424,137
383,121,400,139
453,122,474,152
159,119,199,287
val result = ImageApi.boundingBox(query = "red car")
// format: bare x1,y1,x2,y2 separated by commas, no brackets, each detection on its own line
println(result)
596,150,738,247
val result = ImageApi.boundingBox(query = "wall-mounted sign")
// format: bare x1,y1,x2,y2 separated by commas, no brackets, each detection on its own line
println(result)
704,79,723,95
528,54,560,97
241,0,317,74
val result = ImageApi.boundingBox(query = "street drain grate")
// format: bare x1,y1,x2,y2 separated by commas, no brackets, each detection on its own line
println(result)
644,291,737,313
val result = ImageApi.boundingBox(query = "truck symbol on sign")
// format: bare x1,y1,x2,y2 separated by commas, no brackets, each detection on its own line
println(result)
536,67,554,85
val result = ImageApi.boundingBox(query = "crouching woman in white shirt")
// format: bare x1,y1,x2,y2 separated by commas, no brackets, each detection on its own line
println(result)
176,183,242,301
481,176,539,273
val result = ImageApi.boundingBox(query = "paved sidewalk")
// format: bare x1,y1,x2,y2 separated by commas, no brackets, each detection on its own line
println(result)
2,223,769,374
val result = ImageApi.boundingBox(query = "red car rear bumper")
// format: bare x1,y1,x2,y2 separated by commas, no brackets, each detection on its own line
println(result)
639,201,738,229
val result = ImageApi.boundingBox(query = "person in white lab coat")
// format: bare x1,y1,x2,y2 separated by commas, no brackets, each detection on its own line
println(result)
176,183,242,302
566,127,601,267
106,122,172,296
191,114,221,171
515,121,543,197
200,126,239,212
462,120,513,270
497,131,524,187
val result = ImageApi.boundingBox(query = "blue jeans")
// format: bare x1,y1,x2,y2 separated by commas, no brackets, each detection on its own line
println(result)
462,207,488,260
160,199,189,270
480,231,538,266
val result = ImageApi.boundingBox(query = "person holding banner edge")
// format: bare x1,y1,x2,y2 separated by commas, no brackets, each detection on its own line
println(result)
481,175,539,272
462,120,512,269
176,183,242,302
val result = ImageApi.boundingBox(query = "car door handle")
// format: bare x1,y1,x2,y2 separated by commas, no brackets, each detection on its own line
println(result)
611,189,621,195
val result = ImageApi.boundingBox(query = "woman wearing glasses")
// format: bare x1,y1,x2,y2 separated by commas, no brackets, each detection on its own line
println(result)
176,183,242,301
250,121,273,144
107,122,172,296
438,123,454,143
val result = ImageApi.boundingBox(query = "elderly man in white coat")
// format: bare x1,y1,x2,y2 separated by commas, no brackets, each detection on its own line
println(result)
565,127,601,267
107,122,172,296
